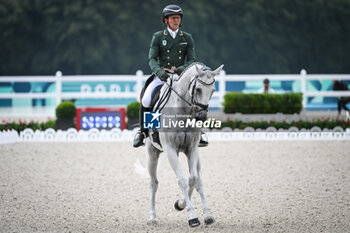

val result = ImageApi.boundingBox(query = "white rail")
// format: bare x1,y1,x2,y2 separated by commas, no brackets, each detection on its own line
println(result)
1,69,350,109
1,128,349,144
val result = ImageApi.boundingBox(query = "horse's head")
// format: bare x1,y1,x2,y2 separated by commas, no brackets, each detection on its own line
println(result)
189,64,224,121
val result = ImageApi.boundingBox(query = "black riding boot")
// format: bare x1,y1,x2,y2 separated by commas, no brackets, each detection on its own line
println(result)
198,130,209,147
133,106,150,148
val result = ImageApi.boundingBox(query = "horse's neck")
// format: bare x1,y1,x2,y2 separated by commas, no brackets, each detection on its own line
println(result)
163,65,200,109
175,67,198,96
171,74,193,108
175,76,191,93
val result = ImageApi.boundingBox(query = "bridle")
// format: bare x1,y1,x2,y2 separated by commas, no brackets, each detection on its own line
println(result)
188,75,215,113
163,73,215,114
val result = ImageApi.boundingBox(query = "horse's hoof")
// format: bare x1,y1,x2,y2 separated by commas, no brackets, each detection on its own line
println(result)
174,199,185,211
204,216,215,225
147,219,157,226
188,218,201,227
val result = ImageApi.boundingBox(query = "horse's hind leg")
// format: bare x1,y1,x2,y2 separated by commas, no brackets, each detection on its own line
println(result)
146,141,160,225
195,157,215,225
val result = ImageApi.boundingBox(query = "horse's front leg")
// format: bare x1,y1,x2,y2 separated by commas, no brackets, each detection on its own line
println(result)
146,142,160,225
175,147,214,225
187,147,199,201
174,150,198,211
166,147,200,227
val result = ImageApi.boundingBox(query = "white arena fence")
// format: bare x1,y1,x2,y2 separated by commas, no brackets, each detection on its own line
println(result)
1,70,350,110
1,127,349,144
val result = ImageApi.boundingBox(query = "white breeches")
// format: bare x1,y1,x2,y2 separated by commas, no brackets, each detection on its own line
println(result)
141,76,164,108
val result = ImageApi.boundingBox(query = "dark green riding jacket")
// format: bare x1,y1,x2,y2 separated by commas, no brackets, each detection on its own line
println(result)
148,29,196,76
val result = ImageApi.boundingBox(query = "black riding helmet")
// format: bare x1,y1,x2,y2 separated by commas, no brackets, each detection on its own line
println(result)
162,4,183,23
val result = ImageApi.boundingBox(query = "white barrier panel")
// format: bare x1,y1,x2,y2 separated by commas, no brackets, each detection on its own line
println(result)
0,129,19,143
1,128,350,144
1,70,350,110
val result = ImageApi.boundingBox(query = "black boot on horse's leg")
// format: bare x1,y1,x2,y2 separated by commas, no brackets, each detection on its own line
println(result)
133,106,151,148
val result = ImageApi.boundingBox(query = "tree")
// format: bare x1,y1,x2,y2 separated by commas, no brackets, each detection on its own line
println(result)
1,0,349,75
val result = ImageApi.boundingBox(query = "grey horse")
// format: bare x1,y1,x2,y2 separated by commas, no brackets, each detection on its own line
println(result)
145,62,224,227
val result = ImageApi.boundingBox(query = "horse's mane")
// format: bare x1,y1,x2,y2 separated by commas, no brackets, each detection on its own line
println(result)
174,62,205,81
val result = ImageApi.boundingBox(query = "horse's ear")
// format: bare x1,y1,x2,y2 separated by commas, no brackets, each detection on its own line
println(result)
195,65,205,76
213,64,224,76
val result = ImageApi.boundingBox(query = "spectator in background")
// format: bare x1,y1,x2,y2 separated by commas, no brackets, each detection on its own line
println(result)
332,80,350,119
258,78,275,94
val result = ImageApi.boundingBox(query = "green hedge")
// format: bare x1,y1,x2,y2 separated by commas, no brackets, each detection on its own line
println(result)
0,120,56,133
126,101,140,118
56,101,76,119
220,120,349,130
223,92,302,114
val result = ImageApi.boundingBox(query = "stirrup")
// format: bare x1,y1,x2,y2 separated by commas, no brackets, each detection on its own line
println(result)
133,130,145,148
198,132,208,147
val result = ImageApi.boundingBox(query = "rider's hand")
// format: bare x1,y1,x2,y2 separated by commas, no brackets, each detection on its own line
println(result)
174,66,184,76
159,71,169,82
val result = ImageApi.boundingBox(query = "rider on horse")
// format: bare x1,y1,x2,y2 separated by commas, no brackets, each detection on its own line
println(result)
133,4,208,148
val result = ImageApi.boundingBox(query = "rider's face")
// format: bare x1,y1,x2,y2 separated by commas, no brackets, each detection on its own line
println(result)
167,15,181,31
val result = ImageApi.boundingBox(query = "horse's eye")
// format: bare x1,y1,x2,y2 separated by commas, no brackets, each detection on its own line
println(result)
196,88,202,94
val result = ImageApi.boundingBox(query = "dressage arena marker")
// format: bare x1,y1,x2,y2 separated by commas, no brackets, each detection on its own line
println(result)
1,128,349,144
